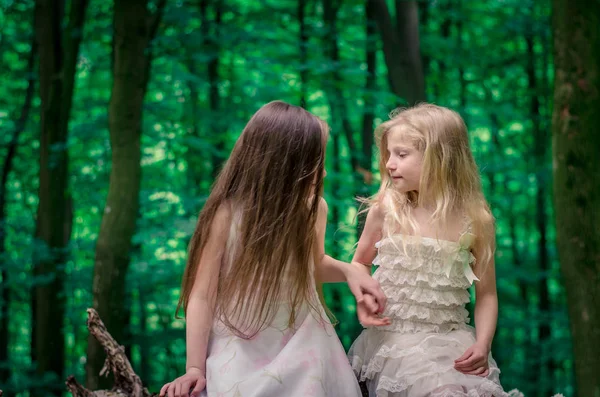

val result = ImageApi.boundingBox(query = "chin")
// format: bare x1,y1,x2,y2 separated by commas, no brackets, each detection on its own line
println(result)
391,183,407,192
391,182,415,193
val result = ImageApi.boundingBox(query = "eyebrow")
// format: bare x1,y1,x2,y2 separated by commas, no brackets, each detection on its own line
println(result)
387,144,413,152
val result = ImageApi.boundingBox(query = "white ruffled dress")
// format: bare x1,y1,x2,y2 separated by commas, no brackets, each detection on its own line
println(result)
348,233,523,397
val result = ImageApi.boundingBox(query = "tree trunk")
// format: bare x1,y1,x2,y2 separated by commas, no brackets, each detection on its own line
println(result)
363,1,376,175
201,0,224,180
417,0,430,82
323,0,373,251
86,0,165,390
322,0,360,171
32,0,88,394
185,51,203,198
184,1,205,201
321,0,342,256
370,0,425,105
357,0,377,235
0,24,36,385
456,0,466,112
298,0,309,107
137,284,150,384
552,1,600,396
526,27,553,396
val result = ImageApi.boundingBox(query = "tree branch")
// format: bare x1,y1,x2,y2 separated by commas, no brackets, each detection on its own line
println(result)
68,309,157,397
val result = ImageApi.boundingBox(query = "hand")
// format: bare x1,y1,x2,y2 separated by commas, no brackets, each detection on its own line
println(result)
454,342,490,377
159,367,206,397
345,263,387,313
357,294,391,327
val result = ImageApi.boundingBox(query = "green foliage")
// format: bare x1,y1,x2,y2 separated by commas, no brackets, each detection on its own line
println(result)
0,0,572,396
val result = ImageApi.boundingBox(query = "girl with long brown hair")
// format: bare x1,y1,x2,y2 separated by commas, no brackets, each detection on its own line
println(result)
159,101,388,397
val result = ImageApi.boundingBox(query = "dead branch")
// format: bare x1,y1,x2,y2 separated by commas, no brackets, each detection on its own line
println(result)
66,309,158,397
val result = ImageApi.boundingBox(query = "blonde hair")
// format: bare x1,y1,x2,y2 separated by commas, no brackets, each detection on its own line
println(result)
372,103,495,274
178,101,329,338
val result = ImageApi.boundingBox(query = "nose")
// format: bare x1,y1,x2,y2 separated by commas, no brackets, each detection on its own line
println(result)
386,157,396,171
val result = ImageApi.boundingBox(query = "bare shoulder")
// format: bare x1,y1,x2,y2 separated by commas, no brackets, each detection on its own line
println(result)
318,196,329,214
366,203,385,226
210,202,233,237
477,212,496,239
215,201,232,222
357,203,384,242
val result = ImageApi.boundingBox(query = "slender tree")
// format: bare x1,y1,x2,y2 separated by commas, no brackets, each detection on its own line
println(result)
0,20,37,387
369,0,425,104
86,0,166,389
32,0,88,394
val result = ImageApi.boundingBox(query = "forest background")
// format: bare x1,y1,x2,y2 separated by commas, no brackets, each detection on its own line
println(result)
1,0,598,396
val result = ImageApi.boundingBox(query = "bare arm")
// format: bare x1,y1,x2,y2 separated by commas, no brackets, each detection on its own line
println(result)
472,229,498,351
351,204,389,326
185,205,231,373
454,223,498,377
314,198,387,315
351,204,384,276
314,198,348,283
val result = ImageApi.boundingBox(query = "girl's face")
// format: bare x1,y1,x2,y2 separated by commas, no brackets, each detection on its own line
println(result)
385,127,423,193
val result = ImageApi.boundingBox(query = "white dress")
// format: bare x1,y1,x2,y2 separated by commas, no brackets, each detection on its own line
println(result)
348,233,524,397
201,210,362,397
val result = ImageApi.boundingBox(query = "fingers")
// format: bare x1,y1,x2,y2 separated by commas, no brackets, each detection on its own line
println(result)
375,285,387,313
191,378,207,397
364,282,387,313
456,359,486,373
350,283,365,304
454,349,473,363
458,365,489,377
359,315,391,327
182,381,193,397
357,291,386,317
357,303,391,327
370,317,391,326
470,366,487,376
362,294,378,314
162,374,205,397
455,351,487,373
454,355,483,370
159,383,170,397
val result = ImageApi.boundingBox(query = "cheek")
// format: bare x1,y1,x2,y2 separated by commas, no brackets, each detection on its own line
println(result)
407,159,423,177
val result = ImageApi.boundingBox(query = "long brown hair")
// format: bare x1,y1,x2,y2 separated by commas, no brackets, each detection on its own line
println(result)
177,100,328,338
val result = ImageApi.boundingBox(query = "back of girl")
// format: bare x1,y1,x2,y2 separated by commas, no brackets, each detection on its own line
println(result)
160,101,363,397
348,104,523,396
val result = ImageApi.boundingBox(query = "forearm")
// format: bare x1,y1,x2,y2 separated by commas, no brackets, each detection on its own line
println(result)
184,296,214,372
351,259,372,276
317,255,364,283
473,292,498,350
